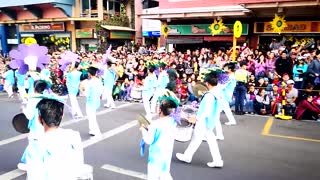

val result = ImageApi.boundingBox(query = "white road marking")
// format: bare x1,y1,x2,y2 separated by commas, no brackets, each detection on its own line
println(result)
101,164,147,180
0,103,135,147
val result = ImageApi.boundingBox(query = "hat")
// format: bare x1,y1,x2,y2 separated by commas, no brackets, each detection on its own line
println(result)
298,56,305,61
287,80,295,84
264,77,269,82
292,44,299,48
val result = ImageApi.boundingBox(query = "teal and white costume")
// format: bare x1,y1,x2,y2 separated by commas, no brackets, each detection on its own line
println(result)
86,77,103,136
102,67,117,108
66,70,83,118
141,73,157,119
141,116,176,180
176,89,223,167
151,70,169,113
26,128,84,180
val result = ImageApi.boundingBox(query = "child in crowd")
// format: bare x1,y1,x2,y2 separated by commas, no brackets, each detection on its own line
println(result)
247,74,256,88
269,84,281,115
113,82,122,100
119,78,130,101
244,85,256,114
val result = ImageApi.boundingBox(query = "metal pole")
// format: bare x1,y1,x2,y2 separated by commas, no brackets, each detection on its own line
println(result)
88,0,91,17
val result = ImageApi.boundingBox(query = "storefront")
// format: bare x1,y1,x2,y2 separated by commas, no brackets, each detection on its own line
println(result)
19,22,72,51
101,25,135,48
254,21,320,48
76,28,98,52
142,19,161,47
166,23,249,50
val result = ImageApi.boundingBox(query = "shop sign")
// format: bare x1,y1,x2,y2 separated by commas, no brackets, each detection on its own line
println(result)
21,23,65,32
166,38,203,44
76,29,94,38
255,21,320,33
110,31,134,39
168,24,249,36
142,31,160,37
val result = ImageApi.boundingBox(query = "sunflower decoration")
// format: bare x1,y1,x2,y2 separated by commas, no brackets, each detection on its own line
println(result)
161,23,169,38
24,37,37,46
270,14,287,34
209,19,226,36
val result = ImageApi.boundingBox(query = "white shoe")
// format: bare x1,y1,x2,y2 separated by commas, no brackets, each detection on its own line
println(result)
225,122,236,126
111,106,117,109
207,160,224,168
216,136,224,141
176,153,191,163
104,104,110,108
17,163,27,171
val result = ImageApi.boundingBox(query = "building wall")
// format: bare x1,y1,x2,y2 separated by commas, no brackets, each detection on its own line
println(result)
135,0,143,44
159,0,295,9
43,8,67,18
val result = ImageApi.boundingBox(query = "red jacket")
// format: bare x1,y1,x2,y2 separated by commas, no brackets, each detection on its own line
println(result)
295,100,320,120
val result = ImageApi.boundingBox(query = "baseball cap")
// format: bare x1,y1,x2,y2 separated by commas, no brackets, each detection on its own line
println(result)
287,80,295,84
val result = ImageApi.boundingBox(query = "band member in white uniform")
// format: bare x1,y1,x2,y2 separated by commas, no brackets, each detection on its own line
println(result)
141,66,157,120
176,69,224,168
151,62,169,114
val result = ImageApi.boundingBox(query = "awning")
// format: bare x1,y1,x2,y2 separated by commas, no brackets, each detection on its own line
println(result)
101,25,135,32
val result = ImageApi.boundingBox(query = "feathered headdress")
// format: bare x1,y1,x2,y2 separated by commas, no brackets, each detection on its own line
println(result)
158,60,167,68
158,89,180,107
59,51,79,71
200,67,229,84
9,44,50,74
102,45,113,65
145,60,159,70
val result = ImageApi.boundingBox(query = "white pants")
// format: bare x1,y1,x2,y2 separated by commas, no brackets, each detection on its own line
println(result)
4,81,13,97
86,105,101,135
142,94,152,118
69,94,83,117
183,119,222,163
150,89,164,113
221,98,236,124
102,88,116,108
17,85,27,103
215,116,223,138
147,164,173,180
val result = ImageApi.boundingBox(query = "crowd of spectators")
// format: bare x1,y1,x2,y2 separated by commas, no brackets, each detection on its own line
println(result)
0,38,319,121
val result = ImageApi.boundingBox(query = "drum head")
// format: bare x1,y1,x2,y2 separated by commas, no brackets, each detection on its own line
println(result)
12,113,30,134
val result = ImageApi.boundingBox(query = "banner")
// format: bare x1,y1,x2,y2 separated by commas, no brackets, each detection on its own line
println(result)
168,24,249,36
21,23,65,32
76,29,94,38
255,21,320,33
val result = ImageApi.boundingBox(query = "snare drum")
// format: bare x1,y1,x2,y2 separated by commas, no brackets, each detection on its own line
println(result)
174,105,197,142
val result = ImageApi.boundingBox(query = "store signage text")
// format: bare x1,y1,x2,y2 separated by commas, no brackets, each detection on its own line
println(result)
257,21,320,33
167,24,249,36
21,23,65,32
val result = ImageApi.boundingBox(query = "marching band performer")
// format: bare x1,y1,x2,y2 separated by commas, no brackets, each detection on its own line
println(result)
141,64,157,120
102,61,118,109
176,69,224,168
86,65,103,137
66,62,83,119
151,61,169,114
15,68,27,103
1,65,14,98
26,98,84,180
140,89,179,180
221,62,237,125
18,80,50,170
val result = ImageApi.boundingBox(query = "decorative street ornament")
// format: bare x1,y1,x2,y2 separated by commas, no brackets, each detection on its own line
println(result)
270,14,287,34
161,23,169,38
24,37,37,46
209,19,226,36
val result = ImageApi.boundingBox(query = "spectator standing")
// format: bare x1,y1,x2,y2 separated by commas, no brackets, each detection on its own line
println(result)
293,57,308,89
275,52,294,78
234,61,249,115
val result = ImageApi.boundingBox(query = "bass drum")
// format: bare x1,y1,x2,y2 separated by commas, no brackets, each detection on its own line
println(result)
174,105,197,142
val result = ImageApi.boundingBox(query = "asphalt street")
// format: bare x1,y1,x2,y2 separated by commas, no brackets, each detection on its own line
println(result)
0,93,319,180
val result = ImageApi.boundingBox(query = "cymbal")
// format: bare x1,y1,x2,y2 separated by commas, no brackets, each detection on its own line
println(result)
12,113,30,134
192,82,208,98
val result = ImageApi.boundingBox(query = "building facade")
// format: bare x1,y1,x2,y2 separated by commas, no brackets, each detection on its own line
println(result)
138,0,320,50
0,0,135,55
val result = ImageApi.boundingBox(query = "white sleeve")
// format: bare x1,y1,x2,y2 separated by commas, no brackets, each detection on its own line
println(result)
141,124,156,145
